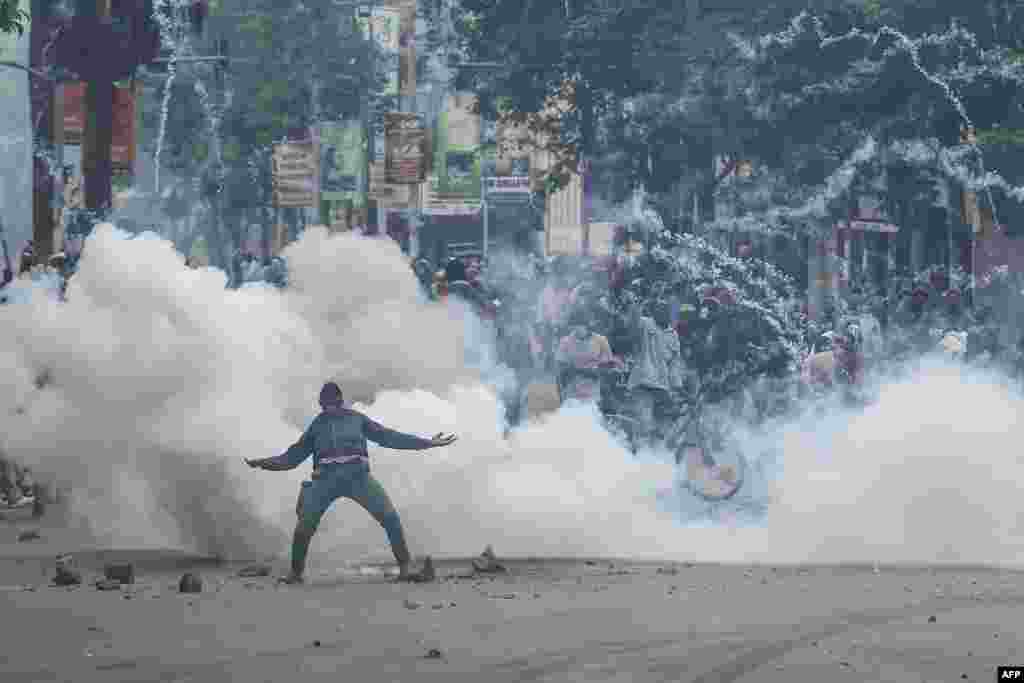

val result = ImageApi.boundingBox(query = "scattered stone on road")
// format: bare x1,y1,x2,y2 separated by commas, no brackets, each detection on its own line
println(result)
94,579,122,591
238,564,271,578
53,557,82,587
104,563,134,585
17,530,40,542
656,566,679,575
928,615,937,623
425,648,444,659
179,573,202,594
471,545,506,574
417,556,436,583
404,599,422,610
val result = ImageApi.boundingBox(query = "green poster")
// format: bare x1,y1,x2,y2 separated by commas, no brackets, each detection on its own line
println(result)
320,121,365,202
433,108,481,199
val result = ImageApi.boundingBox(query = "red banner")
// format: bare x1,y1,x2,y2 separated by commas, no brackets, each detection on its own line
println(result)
112,84,136,173
63,83,85,146
62,83,135,173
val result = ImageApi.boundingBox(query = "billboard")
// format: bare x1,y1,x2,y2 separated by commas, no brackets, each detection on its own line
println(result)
356,7,400,97
63,82,85,145
319,121,365,202
62,82,136,173
398,1,416,96
384,112,425,183
369,159,412,206
434,94,481,199
272,141,317,207
111,83,137,174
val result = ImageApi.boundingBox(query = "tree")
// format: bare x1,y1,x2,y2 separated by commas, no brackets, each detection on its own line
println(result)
449,0,1024,247
0,0,29,35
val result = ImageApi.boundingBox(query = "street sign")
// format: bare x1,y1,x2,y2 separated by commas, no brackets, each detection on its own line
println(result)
484,176,530,194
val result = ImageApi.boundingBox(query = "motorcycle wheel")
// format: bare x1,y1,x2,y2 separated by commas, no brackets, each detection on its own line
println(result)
676,439,747,502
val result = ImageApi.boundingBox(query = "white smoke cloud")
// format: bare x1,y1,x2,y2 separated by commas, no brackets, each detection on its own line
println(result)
2,225,1023,569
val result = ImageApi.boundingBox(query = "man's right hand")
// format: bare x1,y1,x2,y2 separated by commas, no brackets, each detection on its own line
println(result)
244,458,266,469
429,433,458,448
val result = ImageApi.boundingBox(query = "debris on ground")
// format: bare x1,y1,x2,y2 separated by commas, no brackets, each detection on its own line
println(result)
403,599,423,610
927,615,937,623
53,554,81,586
17,530,40,542
179,573,203,594
416,556,436,582
94,579,122,591
471,545,506,574
238,564,272,578
104,563,134,585
656,566,679,576
425,648,444,659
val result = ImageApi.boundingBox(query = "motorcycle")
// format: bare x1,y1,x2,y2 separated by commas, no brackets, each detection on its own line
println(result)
565,361,748,502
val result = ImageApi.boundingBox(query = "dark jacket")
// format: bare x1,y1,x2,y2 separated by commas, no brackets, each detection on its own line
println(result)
263,405,433,473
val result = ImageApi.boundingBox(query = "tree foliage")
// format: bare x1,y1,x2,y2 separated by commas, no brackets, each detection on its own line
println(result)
0,0,29,35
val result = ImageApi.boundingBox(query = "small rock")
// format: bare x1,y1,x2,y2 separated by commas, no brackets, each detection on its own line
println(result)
414,556,436,583
53,568,82,587
839,660,851,668
87,626,101,632
17,530,40,542
449,601,457,607
432,602,445,610
178,573,202,594
532,593,540,598
585,560,597,566
967,651,972,657
927,615,937,623
993,633,999,639
471,545,507,574
238,564,271,578
492,593,516,600
425,648,443,659
311,640,321,648
656,566,679,575
94,579,122,591
760,578,768,585
404,599,422,610
104,563,134,585
960,675,967,680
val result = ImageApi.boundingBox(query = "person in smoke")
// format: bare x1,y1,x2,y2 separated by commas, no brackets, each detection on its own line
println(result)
19,240,34,276
626,298,683,450
555,310,617,404
245,382,457,585
536,268,573,371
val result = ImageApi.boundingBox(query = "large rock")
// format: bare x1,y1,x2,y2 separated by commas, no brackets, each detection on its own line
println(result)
178,573,202,594
104,563,134,585
471,545,507,574
53,554,81,587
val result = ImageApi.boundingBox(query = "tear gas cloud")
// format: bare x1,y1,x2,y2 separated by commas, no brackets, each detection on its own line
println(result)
1,224,1022,569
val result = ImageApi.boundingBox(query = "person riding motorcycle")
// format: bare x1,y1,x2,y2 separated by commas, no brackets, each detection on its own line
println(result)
626,298,684,450
555,311,618,404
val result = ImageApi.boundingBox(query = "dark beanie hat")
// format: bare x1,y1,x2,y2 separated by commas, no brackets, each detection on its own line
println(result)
319,382,344,408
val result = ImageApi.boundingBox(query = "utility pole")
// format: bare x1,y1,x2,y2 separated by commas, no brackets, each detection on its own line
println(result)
78,0,113,220
30,0,63,266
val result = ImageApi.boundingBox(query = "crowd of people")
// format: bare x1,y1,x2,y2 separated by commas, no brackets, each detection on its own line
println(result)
413,251,694,445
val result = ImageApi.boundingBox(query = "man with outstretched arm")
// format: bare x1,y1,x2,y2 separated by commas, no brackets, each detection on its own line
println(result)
245,382,457,585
